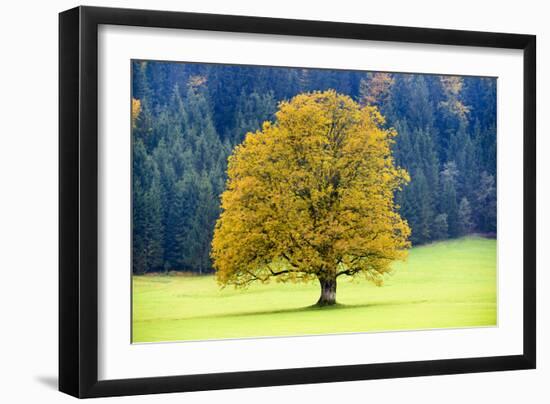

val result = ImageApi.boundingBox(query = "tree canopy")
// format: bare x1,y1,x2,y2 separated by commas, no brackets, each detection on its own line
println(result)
211,91,410,305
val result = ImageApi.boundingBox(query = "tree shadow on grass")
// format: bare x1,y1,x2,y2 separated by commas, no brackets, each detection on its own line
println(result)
178,299,429,321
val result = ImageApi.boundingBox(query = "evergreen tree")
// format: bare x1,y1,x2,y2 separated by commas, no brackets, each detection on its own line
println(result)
232,90,276,144
475,171,497,233
132,139,164,273
457,197,474,236
440,162,460,238
406,168,434,244
143,173,164,271
432,214,449,240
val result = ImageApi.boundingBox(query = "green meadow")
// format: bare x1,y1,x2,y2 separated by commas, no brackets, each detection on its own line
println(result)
132,236,496,343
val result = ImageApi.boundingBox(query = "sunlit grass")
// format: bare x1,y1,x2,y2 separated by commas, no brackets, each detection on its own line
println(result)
132,236,496,343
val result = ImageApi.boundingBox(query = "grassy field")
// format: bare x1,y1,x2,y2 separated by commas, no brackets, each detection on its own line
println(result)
132,236,496,343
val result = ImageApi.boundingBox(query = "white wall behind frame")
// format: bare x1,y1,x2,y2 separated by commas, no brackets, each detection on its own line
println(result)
0,1,546,404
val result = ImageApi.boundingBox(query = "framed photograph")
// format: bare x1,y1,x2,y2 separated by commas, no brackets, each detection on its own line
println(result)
59,6,536,398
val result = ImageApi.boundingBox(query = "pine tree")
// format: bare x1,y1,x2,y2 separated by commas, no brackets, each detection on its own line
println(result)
440,161,460,237
432,213,449,240
409,169,434,243
475,172,497,233
143,172,164,271
457,197,474,236
232,90,276,145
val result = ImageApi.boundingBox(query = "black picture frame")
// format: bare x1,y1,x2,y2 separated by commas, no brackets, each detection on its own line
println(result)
59,5,536,398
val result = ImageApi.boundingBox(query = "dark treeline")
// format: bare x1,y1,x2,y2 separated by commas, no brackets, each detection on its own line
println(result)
132,60,496,274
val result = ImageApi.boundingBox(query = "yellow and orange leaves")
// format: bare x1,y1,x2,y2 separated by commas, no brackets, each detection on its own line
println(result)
188,75,208,89
440,76,470,120
359,73,395,107
131,98,141,129
211,90,411,288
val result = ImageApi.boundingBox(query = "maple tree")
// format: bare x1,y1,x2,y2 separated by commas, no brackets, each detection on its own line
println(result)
211,90,411,305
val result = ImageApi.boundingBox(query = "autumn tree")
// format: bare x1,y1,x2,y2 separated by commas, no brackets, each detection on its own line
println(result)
440,76,470,121
359,72,394,107
131,98,141,129
211,91,411,306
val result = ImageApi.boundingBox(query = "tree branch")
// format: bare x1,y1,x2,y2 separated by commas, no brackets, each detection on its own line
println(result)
266,263,290,277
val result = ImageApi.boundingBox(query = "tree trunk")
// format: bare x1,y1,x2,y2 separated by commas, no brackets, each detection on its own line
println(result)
317,276,337,306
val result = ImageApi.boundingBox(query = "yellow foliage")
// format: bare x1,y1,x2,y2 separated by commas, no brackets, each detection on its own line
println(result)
131,98,141,129
211,90,410,290
440,76,463,95
188,75,207,89
440,76,470,120
359,73,394,106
